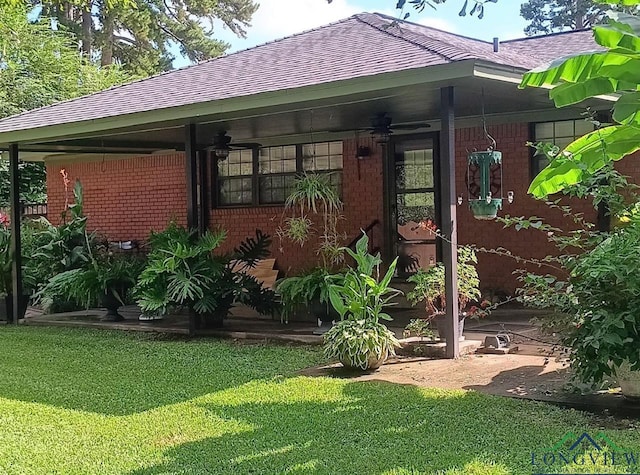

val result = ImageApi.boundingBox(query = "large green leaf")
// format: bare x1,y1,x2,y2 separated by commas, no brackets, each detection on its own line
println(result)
522,52,640,105
593,16,640,51
529,125,640,197
613,91,640,125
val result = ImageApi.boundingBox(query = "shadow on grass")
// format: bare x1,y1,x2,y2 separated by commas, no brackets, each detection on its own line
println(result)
127,379,583,475
0,327,322,416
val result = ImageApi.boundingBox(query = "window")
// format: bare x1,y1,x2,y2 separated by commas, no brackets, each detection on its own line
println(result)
532,119,595,176
215,141,343,207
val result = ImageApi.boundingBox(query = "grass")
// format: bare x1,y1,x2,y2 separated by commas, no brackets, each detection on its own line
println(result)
0,327,637,474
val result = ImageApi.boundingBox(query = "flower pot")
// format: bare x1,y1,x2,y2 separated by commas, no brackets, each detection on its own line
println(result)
0,294,29,321
100,290,125,322
615,360,640,402
434,315,465,341
340,350,388,371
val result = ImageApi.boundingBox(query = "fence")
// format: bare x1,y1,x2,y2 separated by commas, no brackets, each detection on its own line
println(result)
0,203,48,219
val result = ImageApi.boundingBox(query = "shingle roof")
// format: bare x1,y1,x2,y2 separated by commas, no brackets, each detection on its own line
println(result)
0,12,599,136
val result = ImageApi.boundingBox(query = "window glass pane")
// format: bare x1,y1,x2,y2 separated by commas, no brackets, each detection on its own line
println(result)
259,146,297,174
554,121,575,138
396,192,435,226
535,122,554,139
259,175,296,204
218,178,252,206
329,141,343,155
575,119,595,136
219,150,252,177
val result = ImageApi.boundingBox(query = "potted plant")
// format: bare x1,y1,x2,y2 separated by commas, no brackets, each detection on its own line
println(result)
135,223,278,327
323,233,401,371
276,173,346,326
406,246,482,341
275,267,345,328
37,251,144,321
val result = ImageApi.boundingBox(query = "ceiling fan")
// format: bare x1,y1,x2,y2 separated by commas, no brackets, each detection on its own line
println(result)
209,131,261,160
331,112,430,144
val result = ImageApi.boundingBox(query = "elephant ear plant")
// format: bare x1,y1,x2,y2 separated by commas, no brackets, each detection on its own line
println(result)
323,233,401,371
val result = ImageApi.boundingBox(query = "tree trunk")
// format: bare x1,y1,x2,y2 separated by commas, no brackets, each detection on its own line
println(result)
101,11,114,66
81,2,92,59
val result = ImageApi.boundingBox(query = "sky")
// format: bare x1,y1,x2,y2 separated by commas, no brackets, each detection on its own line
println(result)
188,0,530,67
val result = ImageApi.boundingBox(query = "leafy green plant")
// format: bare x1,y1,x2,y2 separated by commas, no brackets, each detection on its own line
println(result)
323,233,401,370
275,267,343,322
519,4,640,197
38,253,144,310
135,224,278,324
406,246,482,318
403,318,436,339
278,172,345,268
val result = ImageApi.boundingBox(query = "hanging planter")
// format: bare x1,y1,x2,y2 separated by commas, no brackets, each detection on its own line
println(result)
466,150,503,220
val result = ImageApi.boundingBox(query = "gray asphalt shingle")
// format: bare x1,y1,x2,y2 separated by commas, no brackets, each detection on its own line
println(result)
0,13,599,135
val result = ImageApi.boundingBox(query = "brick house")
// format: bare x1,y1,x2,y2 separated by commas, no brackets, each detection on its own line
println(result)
0,13,624,299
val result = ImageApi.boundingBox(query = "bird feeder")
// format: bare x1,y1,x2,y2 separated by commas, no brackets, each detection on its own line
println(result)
466,150,503,220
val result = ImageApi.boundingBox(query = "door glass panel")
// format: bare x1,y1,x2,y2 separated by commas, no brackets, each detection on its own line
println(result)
394,138,437,277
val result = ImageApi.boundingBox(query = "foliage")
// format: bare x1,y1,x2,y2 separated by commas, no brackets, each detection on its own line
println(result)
403,318,437,339
503,165,640,384
135,224,278,321
323,234,401,370
327,234,400,324
406,246,482,318
38,253,144,310
0,4,131,207
520,0,636,35
30,0,258,75
329,0,497,20
520,3,640,198
275,267,344,322
278,173,345,269
323,319,400,370
4,327,638,474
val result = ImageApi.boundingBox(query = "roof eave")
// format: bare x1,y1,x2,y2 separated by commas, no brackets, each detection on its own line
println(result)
0,61,477,148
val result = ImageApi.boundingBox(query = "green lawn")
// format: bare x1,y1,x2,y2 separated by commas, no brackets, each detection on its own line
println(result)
0,327,637,474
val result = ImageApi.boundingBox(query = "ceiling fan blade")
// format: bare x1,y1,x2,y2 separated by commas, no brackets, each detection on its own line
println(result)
231,142,262,148
392,123,431,130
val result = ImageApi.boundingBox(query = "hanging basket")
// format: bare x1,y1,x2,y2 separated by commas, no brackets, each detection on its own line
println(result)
469,199,503,220
467,150,503,220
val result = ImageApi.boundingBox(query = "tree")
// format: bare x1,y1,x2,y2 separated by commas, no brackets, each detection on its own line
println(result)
30,0,259,75
521,0,607,35
519,0,640,198
327,0,497,19
0,4,131,206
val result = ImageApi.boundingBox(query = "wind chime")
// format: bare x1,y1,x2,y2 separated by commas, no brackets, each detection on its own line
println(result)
461,93,513,220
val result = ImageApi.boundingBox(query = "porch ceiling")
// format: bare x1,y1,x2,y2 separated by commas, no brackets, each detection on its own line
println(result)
6,70,612,161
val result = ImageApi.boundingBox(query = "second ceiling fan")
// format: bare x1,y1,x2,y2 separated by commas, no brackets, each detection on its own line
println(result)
332,112,430,144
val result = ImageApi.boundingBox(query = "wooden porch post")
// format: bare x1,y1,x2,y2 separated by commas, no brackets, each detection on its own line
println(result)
8,144,23,324
185,124,198,231
440,87,460,358
197,150,209,235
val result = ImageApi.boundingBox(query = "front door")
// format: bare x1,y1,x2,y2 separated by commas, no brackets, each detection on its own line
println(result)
392,136,440,278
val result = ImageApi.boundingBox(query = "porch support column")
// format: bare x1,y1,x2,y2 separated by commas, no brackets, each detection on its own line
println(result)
185,124,198,231
198,150,209,235
8,144,23,324
440,86,460,359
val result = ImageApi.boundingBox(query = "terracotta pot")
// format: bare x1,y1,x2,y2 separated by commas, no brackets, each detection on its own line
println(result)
615,360,640,401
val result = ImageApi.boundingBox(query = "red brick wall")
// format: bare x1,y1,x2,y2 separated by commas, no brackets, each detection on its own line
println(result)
210,137,385,275
45,153,187,240
44,129,640,293
455,124,608,295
